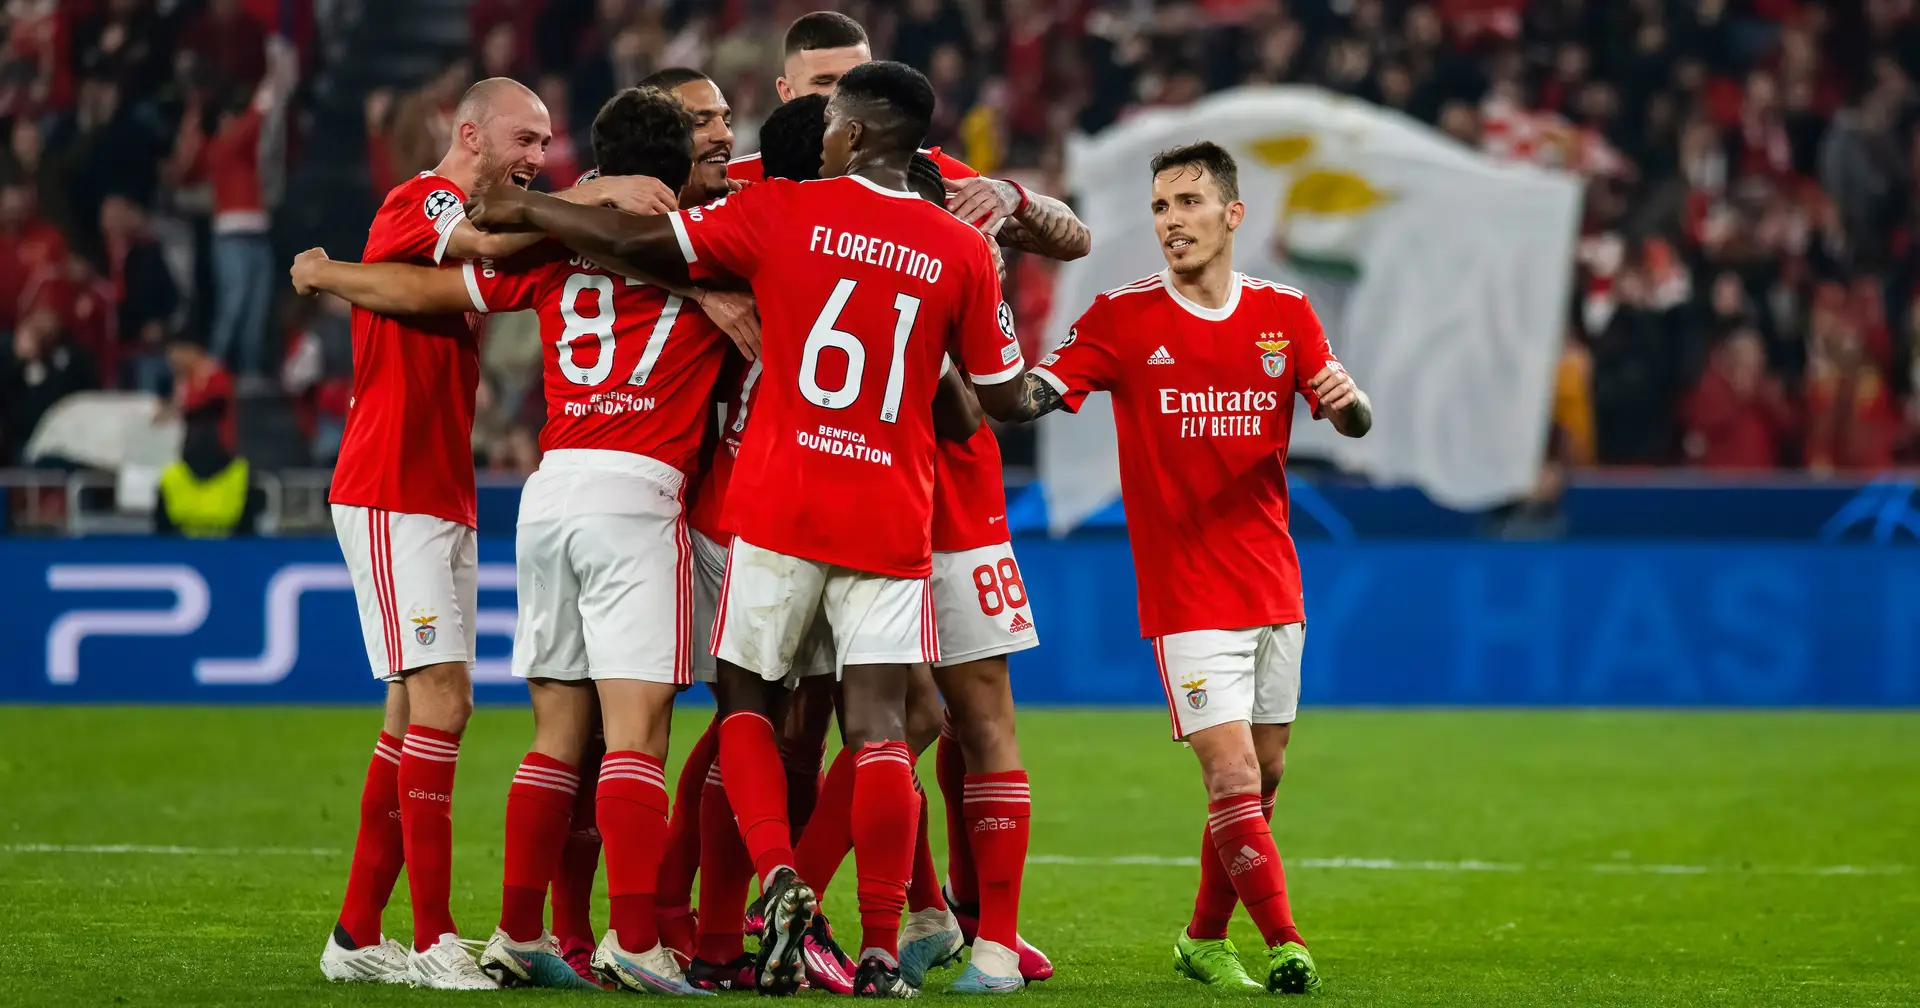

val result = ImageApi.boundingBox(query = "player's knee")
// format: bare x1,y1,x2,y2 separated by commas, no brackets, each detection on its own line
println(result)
1260,751,1287,793
905,696,944,754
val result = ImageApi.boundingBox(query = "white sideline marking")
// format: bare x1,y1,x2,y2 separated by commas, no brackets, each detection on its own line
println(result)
1,844,342,857
1026,855,1909,876
2,845,1906,877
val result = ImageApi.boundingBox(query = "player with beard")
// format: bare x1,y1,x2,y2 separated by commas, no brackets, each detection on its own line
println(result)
729,11,1084,993
463,60,1027,999
296,85,753,995
991,143,1372,994
308,75,684,991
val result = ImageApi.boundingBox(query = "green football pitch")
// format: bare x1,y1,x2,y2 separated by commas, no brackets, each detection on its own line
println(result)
2,707,1916,1007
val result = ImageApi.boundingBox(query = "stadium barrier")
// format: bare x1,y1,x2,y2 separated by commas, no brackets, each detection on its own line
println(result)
3,536,1913,706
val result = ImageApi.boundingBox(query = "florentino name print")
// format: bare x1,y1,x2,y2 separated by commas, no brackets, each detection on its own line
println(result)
1159,386,1283,438
809,226,943,282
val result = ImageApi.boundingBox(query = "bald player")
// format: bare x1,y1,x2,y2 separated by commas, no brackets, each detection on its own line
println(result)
314,76,682,991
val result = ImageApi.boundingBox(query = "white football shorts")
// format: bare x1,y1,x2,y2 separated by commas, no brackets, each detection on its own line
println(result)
712,537,937,681
331,503,478,681
691,531,832,684
510,449,694,685
930,542,1039,668
1153,623,1304,741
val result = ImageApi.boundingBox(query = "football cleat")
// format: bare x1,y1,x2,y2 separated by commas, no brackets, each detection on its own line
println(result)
743,887,769,936
852,953,919,998
591,930,713,995
319,925,409,983
801,913,856,993
1266,941,1322,994
898,906,966,987
476,928,603,990
1173,930,1265,991
945,884,1054,982
688,954,758,991
405,933,499,990
950,938,1026,994
752,867,818,996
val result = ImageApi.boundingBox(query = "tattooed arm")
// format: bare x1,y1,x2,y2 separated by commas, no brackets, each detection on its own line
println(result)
974,370,1066,424
943,177,1092,261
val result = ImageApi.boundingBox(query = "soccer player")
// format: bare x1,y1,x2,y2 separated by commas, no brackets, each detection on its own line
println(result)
731,13,1086,992
980,142,1373,994
295,86,748,996
463,61,1026,999
313,75,578,991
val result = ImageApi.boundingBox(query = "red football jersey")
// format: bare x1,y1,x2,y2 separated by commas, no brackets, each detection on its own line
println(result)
330,172,483,527
687,351,760,545
726,145,976,186
1032,271,1342,638
932,424,1011,551
461,242,728,474
669,175,1022,578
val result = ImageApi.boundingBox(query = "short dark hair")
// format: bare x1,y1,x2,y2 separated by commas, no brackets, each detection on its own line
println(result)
784,11,868,55
759,93,829,182
830,60,934,154
907,152,945,204
591,86,695,192
636,67,709,92
1150,141,1240,202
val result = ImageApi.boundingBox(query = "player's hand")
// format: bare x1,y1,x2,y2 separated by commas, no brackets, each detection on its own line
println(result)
568,174,678,216
725,177,748,193
944,176,1020,235
1310,363,1359,414
290,247,329,296
696,288,760,361
464,185,538,232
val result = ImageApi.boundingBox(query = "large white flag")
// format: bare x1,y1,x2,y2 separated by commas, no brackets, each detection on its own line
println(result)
1038,87,1582,533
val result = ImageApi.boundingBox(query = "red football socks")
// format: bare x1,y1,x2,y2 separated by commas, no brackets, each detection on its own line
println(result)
907,779,948,913
499,753,579,942
597,751,669,952
655,722,716,941
398,725,462,950
696,763,752,963
963,771,1030,949
794,746,855,897
1205,793,1303,948
337,732,405,948
550,744,603,950
935,725,976,906
851,741,918,959
718,711,794,884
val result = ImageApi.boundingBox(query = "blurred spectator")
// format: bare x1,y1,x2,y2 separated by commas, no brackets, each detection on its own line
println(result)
3,307,98,465
281,292,353,463
167,339,235,453
0,181,64,329
155,415,261,537
168,38,295,377
42,74,165,262
389,57,470,179
1804,313,1898,472
1682,329,1797,469
182,0,268,93
99,193,179,392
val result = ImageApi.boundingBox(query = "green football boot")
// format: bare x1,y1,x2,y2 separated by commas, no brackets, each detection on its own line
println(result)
1265,941,1321,994
1173,931,1265,992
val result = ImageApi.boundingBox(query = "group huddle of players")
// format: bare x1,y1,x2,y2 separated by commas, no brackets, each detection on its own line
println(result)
295,8,1369,1000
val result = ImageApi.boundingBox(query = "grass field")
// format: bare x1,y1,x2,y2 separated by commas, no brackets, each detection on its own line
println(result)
1,707,1916,1007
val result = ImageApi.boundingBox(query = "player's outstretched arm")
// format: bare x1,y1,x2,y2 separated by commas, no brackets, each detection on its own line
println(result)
440,176,681,261
1310,364,1372,438
944,177,1091,261
465,185,694,290
974,370,1063,424
289,248,473,314
933,364,985,442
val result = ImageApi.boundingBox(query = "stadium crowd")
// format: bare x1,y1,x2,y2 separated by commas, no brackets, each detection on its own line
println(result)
5,0,1920,479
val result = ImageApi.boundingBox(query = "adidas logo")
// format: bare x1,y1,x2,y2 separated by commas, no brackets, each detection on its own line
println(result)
972,816,1020,832
1007,612,1034,634
1147,345,1176,365
1228,844,1269,876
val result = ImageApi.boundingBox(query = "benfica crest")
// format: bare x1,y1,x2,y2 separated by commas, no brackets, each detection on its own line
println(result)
1256,335,1290,378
